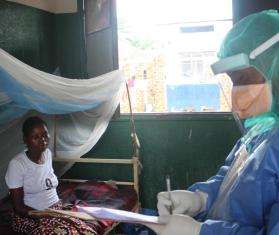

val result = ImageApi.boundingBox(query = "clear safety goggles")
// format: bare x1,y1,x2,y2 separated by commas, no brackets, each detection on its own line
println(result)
211,33,279,75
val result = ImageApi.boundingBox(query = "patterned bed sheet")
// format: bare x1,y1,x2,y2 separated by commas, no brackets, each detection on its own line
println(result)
0,180,138,234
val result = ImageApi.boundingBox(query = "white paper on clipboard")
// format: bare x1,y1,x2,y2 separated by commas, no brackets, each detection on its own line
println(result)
76,206,163,224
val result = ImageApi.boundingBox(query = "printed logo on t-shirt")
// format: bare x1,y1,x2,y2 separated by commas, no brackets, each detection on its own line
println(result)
45,178,53,190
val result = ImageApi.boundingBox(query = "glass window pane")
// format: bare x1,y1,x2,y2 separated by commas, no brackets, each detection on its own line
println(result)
118,0,233,113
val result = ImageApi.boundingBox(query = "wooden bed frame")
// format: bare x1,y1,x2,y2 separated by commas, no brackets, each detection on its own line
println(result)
53,156,140,196
53,156,141,234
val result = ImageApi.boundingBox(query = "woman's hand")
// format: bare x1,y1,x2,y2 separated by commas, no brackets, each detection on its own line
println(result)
9,188,38,218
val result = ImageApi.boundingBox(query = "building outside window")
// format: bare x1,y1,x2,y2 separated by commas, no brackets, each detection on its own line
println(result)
118,0,233,113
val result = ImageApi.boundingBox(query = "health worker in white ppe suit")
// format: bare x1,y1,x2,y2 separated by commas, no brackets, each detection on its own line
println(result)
145,10,279,235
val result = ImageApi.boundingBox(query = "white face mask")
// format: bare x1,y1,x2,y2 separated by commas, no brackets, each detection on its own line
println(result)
231,83,272,119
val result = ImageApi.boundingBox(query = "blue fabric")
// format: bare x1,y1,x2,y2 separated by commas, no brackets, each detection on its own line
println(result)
0,65,99,124
0,102,28,124
166,84,220,112
188,126,279,235
267,203,279,235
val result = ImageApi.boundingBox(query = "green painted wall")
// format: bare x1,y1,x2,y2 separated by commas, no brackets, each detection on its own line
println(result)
0,1,56,73
54,0,87,79
0,0,86,77
64,113,241,209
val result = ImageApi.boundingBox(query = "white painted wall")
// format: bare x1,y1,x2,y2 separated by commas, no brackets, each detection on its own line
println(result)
7,0,77,13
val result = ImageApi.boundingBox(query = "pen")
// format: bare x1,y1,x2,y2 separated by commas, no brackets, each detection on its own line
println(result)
166,175,173,214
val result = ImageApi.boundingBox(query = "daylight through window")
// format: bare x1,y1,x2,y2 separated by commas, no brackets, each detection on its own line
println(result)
118,0,233,113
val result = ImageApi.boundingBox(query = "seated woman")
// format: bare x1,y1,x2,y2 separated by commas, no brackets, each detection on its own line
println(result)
5,116,96,235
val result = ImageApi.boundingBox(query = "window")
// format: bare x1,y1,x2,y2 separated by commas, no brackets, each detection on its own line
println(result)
181,61,192,78
118,0,233,113
196,60,203,76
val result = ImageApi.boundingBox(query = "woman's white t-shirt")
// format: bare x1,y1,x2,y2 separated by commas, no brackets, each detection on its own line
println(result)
5,148,59,210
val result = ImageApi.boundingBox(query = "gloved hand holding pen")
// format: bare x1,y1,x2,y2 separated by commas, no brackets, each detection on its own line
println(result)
157,190,208,217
